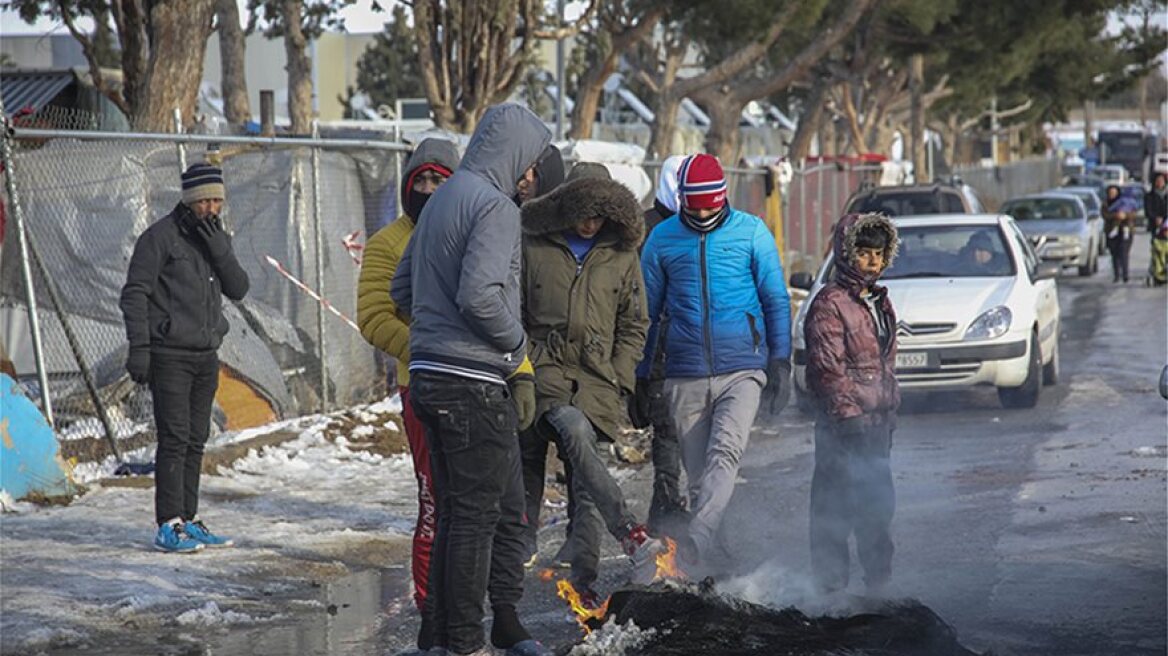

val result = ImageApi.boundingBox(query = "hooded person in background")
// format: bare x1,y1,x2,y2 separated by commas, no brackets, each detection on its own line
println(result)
119,162,249,553
516,144,565,205
518,164,664,607
804,213,900,596
637,154,792,572
631,155,690,538
391,103,551,656
355,138,459,629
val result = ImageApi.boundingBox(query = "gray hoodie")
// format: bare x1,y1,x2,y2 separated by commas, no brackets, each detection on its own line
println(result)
392,103,552,383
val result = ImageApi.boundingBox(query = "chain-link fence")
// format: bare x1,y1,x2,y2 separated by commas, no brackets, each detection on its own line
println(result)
1,112,1060,459
1,125,408,453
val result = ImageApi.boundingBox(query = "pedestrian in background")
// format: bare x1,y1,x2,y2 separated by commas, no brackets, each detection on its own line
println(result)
1144,173,1168,286
631,155,691,539
119,163,249,553
356,137,459,643
519,165,663,606
637,153,792,573
804,212,900,596
391,103,551,656
1104,184,1136,283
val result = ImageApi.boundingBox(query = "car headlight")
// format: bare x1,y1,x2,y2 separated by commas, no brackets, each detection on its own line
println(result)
964,306,1012,341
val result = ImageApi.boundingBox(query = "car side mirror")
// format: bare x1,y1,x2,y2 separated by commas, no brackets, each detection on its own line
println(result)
1160,364,1168,400
1034,262,1061,280
789,271,814,290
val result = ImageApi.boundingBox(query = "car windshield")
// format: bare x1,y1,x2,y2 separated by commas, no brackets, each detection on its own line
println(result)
1060,189,1100,212
1000,197,1082,221
845,190,966,216
882,225,1016,279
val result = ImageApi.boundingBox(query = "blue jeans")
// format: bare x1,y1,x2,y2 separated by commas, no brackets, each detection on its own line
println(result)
409,371,528,654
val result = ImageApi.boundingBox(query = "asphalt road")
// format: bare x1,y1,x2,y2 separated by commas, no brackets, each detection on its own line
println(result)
120,244,1165,656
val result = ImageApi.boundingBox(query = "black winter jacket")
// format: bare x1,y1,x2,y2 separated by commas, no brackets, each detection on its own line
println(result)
119,203,249,354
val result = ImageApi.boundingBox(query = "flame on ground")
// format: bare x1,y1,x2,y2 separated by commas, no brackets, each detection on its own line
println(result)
553,537,688,634
556,579,609,634
654,537,686,580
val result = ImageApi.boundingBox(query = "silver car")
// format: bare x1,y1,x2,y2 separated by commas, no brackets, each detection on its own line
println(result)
999,193,1101,277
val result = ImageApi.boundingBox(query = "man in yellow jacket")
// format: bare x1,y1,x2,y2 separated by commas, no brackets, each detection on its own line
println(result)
356,138,459,628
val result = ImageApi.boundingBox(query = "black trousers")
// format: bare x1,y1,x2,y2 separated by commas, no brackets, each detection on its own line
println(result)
1108,235,1134,281
150,350,219,526
810,418,895,592
647,379,686,533
409,371,527,654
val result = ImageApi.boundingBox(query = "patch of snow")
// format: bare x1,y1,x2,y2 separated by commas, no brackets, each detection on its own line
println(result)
0,490,35,513
71,445,156,484
568,617,659,656
59,414,148,441
175,601,267,626
17,626,90,650
366,394,403,415
1131,445,1167,458
350,424,376,438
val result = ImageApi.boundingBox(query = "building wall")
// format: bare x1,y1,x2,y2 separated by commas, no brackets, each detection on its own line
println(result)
0,34,85,69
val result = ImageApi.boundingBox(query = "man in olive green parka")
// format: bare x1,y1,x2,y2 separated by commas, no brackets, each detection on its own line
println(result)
519,168,664,603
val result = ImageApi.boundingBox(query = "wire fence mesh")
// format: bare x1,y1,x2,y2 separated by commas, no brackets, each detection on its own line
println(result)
1,115,1060,462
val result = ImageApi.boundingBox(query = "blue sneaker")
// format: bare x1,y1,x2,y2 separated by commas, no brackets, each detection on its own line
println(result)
154,521,204,553
184,518,235,548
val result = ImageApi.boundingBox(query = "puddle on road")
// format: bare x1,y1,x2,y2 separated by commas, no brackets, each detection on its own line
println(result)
45,566,409,656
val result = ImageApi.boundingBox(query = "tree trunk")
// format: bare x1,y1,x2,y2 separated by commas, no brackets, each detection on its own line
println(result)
648,92,682,160
217,0,251,126
568,77,606,140
909,54,926,182
789,80,828,161
133,0,216,132
282,0,313,135
697,91,744,164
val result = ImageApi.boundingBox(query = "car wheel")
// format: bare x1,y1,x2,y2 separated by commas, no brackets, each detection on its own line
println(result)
1078,256,1092,277
1042,333,1060,386
999,331,1042,409
1091,250,1099,274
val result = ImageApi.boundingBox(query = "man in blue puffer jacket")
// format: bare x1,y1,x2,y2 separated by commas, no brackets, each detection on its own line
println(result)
637,153,791,571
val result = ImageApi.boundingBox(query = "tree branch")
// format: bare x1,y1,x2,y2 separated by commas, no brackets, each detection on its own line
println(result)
531,0,598,39
58,0,130,116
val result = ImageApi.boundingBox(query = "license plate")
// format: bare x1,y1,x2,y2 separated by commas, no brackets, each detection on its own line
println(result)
896,352,928,369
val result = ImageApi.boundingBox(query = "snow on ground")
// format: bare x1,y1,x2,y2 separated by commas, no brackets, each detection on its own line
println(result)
0,397,417,654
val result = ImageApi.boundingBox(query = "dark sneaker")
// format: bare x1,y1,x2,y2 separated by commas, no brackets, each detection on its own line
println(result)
578,585,604,611
551,540,573,569
154,521,204,554
184,518,234,548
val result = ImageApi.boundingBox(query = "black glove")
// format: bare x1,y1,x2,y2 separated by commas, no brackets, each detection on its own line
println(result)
837,416,865,439
763,359,792,415
126,347,150,384
629,378,653,429
194,216,232,261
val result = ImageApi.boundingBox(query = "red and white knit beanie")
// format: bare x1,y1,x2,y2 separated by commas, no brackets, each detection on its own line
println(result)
678,154,727,210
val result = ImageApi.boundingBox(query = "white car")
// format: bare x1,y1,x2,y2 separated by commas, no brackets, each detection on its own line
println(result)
789,214,1061,410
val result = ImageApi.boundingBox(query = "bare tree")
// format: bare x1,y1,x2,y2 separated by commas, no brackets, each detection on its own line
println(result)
12,0,216,131
218,0,251,126
281,0,313,134
411,0,595,133
689,0,878,163
567,4,664,140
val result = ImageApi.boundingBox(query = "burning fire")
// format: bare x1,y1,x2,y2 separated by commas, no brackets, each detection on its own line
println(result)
654,536,686,580
554,537,687,634
556,579,609,633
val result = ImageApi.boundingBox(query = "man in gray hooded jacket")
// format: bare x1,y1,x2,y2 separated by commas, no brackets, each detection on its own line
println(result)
392,103,550,656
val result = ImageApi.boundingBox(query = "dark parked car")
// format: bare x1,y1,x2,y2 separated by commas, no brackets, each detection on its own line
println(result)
843,180,986,216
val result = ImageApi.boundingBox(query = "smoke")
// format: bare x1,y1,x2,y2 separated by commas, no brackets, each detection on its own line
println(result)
716,560,870,618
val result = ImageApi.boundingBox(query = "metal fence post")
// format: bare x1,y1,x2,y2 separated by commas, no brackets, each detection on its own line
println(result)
311,121,328,411
0,103,55,424
173,108,187,172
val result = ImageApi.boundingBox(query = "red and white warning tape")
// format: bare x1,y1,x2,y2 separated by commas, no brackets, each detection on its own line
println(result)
341,230,364,265
263,254,360,333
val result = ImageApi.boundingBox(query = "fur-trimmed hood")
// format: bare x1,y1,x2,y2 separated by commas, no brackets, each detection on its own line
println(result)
832,212,899,290
521,177,644,250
